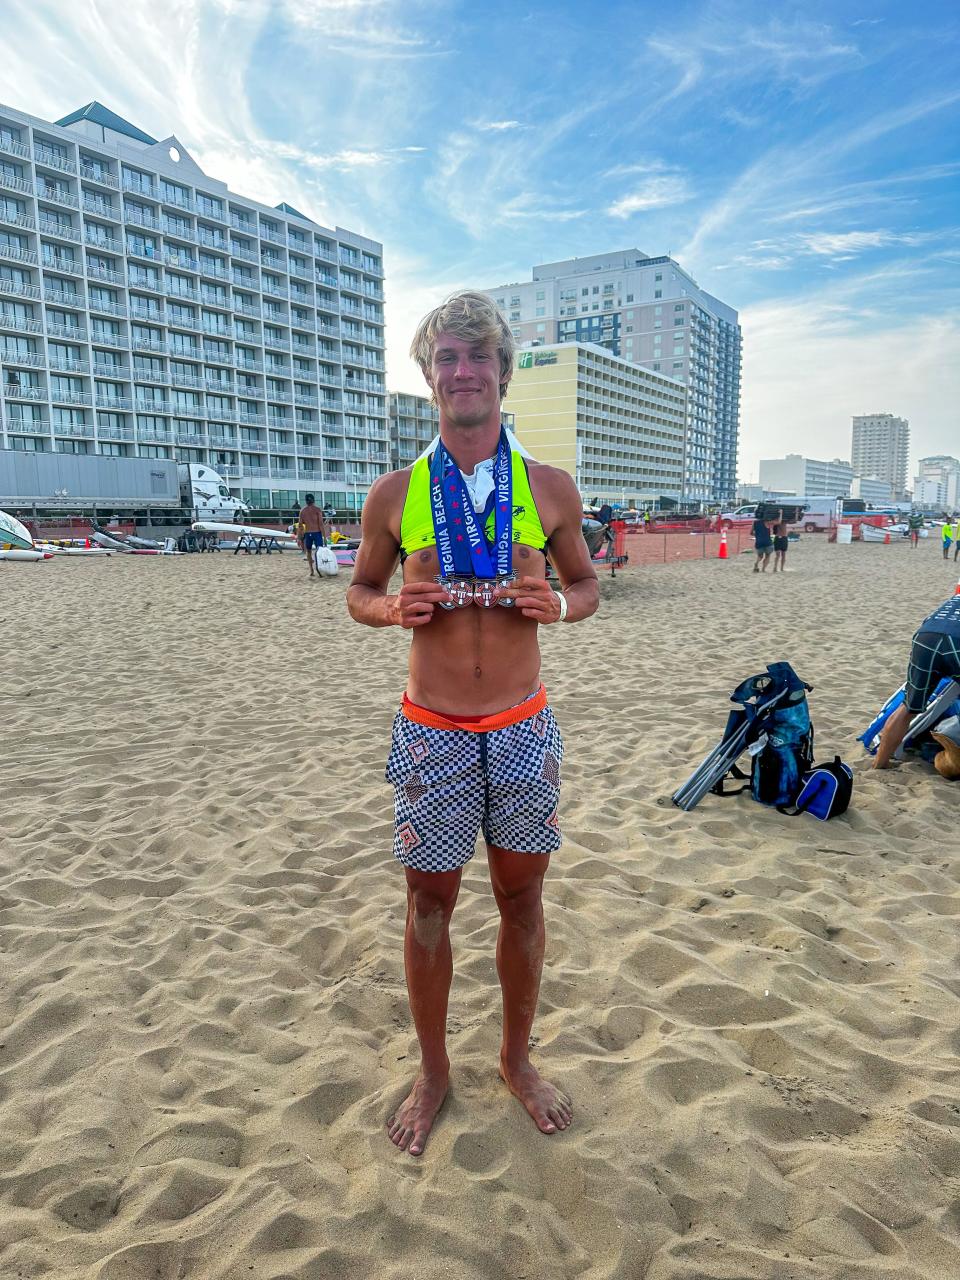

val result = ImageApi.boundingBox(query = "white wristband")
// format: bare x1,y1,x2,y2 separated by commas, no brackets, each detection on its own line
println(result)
556,591,568,622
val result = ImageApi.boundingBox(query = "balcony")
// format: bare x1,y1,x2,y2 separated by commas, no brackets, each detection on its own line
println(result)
97,424,135,441
3,384,44,401
50,388,92,407
37,185,79,209
171,372,204,389
0,279,41,302
128,274,163,295
165,251,198,272
123,176,159,199
46,321,88,341
296,443,323,457
5,417,49,432
204,377,234,392
129,303,164,323
234,300,260,318
84,293,126,320
260,226,285,246
218,464,241,477
35,145,76,175
83,194,117,218
241,464,269,477
197,230,227,251
199,260,229,282
80,164,119,189
42,255,83,277
53,422,94,437
39,217,81,242
174,431,206,446
45,288,86,310
0,172,33,196
166,283,200,303
160,188,193,213
235,357,263,373
92,362,128,377
230,243,257,264
3,351,46,368
294,392,319,407
87,264,125,285
0,136,30,159
85,231,123,254
238,410,265,425
137,424,173,440
0,208,35,232
230,215,256,234
133,337,167,354
133,367,169,385
167,311,200,331
0,313,42,335
89,331,128,349
263,336,289,352
163,222,197,245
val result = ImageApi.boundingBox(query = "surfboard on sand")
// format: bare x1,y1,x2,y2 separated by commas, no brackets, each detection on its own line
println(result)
0,549,51,561
192,521,297,540
313,545,339,576
0,510,34,551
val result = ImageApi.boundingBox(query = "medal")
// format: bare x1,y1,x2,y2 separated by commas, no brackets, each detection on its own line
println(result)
473,578,497,608
448,577,475,608
496,571,517,608
434,575,457,609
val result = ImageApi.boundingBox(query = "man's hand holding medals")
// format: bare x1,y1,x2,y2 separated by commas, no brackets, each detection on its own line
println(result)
388,428,568,629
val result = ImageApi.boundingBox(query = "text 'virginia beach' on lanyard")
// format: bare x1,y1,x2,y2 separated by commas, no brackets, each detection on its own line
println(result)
429,425,516,609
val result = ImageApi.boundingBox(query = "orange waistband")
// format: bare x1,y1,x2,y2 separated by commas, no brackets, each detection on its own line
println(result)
401,685,547,733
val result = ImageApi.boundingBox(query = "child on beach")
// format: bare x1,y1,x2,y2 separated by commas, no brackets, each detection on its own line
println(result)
771,522,789,573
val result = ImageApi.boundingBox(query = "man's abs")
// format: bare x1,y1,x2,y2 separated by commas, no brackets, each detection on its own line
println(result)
402,543,546,715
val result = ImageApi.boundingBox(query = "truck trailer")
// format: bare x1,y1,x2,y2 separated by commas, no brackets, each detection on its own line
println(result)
0,451,247,525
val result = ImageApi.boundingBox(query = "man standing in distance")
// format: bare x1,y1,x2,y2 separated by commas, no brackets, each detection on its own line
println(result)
297,492,327,579
347,292,599,1155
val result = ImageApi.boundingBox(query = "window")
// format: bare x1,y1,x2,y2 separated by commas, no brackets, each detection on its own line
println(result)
581,288,588,297
654,290,662,299
655,273,662,282
100,441,128,456
626,294,634,303
510,311,520,322
675,303,685,311
536,291,544,301
535,308,545,317
592,286,599,295
510,295,520,306
139,444,169,458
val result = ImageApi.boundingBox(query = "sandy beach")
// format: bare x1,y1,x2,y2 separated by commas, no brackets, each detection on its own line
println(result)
2,533,960,1280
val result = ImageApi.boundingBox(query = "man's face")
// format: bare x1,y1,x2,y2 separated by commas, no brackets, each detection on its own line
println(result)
427,332,504,428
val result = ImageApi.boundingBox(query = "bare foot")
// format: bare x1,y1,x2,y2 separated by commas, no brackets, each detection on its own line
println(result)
500,1059,572,1134
387,1070,448,1156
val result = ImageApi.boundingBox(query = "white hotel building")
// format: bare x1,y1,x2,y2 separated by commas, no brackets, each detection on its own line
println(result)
0,100,388,511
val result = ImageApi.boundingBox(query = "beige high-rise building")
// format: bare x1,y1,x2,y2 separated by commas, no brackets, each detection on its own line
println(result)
503,343,686,505
851,414,909,497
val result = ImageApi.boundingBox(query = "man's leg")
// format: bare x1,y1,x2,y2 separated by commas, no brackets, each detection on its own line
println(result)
487,845,572,1134
306,536,316,576
387,865,462,1155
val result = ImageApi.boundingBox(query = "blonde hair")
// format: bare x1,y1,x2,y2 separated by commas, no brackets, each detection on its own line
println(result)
410,290,515,399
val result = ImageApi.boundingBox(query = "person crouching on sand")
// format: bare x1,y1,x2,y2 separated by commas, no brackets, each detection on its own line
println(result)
346,291,599,1156
874,594,960,770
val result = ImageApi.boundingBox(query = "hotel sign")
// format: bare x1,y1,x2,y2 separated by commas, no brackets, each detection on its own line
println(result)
518,351,558,368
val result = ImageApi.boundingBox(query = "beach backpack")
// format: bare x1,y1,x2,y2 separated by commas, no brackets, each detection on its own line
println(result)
713,663,814,808
779,757,853,821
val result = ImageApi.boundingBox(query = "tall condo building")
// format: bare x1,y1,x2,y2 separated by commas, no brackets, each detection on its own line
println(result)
0,100,387,512
851,414,909,499
915,455,960,510
479,249,741,504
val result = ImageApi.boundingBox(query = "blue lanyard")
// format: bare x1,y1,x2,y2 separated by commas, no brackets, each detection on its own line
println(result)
429,428,513,579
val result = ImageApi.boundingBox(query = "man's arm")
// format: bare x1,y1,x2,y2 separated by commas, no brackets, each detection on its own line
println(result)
873,702,912,769
499,467,599,624
346,473,452,629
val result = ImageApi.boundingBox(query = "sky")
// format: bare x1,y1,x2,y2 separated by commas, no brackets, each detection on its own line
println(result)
2,0,958,481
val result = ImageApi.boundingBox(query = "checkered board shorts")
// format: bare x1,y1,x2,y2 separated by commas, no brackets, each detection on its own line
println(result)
905,629,960,713
385,702,564,872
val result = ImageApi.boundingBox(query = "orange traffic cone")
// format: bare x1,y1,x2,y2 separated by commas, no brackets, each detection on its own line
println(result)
954,575,960,596
884,531,890,544
718,528,729,560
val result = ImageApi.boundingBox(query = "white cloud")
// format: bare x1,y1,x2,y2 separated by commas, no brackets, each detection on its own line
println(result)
608,175,691,217
475,120,525,132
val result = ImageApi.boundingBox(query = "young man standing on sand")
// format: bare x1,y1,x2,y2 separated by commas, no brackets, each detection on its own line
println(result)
297,493,327,579
347,291,599,1156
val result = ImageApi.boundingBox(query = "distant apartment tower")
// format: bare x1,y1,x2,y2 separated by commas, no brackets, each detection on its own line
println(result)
479,249,741,504
389,391,437,469
0,100,387,512
758,453,854,498
915,455,960,510
851,414,909,499
503,343,686,505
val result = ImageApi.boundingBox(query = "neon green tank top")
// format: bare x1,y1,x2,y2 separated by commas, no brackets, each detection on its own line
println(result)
400,448,548,558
